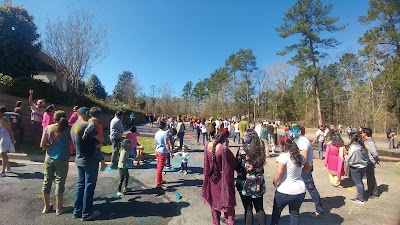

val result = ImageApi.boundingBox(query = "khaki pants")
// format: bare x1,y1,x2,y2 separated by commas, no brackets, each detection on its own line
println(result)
42,155,69,195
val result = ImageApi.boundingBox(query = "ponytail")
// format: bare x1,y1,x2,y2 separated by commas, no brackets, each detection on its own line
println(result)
57,117,69,133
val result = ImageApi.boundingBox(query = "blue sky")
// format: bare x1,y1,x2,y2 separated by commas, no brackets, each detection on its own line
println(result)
9,0,371,97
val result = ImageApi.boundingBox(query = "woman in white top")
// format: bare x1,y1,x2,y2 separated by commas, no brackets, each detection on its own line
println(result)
271,139,311,225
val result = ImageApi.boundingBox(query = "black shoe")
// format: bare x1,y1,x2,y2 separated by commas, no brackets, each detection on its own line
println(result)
73,214,82,219
81,211,100,221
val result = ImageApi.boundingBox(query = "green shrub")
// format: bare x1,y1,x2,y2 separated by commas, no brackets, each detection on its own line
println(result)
0,74,14,91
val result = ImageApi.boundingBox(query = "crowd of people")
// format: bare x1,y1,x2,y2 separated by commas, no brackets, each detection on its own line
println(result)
200,122,381,225
0,90,386,224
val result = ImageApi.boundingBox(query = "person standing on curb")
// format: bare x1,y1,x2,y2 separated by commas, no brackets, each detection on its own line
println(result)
110,111,124,169
28,89,44,144
362,128,380,199
292,125,325,218
71,107,104,221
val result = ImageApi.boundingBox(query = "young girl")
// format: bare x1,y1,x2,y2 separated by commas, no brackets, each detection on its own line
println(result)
174,145,190,175
125,126,145,165
117,139,131,197
82,107,107,173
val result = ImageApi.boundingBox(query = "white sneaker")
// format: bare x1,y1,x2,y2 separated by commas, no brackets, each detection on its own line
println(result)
184,171,188,175
0,172,6,177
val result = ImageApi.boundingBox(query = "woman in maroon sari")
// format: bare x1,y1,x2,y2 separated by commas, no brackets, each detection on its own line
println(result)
201,128,236,225
324,130,345,187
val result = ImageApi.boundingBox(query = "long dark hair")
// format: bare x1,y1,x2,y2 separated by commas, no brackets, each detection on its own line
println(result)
285,139,303,167
54,110,69,133
243,130,266,168
208,128,230,177
350,132,365,148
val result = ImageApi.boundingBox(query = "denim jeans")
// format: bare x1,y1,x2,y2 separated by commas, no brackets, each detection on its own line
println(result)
350,167,366,201
177,132,184,148
110,138,121,168
301,171,324,214
271,191,306,225
196,131,201,144
181,162,188,171
365,163,379,196
73,165,99,219
318,141,324,159
165,153,171,167
234,132,240,144
268,133,273,143
202,133,209,145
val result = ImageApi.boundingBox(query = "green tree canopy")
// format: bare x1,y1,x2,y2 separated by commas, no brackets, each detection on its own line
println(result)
0,2,41,77
112,71,137,105
86,74,107,100
358,0,400,59
276,0,346,125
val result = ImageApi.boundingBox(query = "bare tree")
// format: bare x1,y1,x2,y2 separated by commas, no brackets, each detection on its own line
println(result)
45,10,108,95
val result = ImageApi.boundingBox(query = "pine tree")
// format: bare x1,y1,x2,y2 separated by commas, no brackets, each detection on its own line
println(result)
86,74,107,99
276,0,346,125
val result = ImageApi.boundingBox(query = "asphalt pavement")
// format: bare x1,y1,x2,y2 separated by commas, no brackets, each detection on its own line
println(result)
1,124,400,225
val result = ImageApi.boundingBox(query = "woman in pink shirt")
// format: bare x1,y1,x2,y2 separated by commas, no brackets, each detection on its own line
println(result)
42,105,55,132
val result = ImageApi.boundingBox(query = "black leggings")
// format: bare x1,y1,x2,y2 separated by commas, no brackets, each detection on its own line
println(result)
240,194,265,225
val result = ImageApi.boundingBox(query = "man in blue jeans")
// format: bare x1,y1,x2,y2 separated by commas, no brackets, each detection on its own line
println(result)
293,125,325,217
71,107,104,221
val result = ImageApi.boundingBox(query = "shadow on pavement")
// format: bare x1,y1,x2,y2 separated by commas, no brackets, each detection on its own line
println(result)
321,196,346,212
94,198,190,221
378,184,389,194
9,171,44,180
280,212,344,225
8,161,27,168
234,214,272,225
165,178,203,189
340,177,354,188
